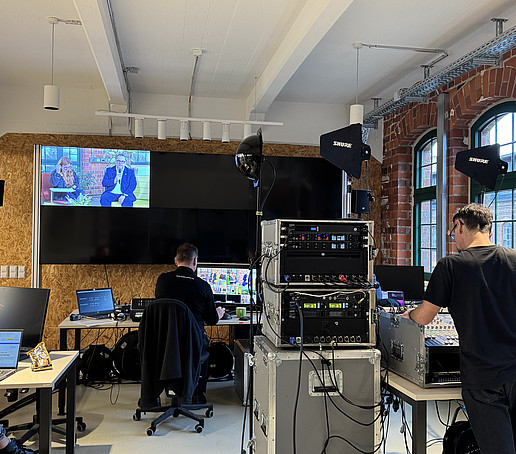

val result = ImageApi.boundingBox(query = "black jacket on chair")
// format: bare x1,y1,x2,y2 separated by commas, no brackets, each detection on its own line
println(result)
138,298,204,406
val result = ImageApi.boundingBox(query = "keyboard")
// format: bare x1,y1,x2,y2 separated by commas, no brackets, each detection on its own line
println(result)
0,369,17,381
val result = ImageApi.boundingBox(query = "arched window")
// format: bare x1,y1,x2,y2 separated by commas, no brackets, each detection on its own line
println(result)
471,102,516,248
414,130,437,276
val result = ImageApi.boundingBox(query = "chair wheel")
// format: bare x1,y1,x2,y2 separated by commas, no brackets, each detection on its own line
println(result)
77,422,86,431
133,412,141,421
205,409,213,418
146,426,155,436
195,424,203,433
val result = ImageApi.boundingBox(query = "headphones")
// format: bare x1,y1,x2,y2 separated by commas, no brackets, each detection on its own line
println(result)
115,312,127,322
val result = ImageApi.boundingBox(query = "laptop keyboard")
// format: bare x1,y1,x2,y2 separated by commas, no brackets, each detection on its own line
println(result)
0,369,16,381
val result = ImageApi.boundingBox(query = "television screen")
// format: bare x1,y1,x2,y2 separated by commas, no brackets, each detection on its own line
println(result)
197,264,257,306
39,150,342,264
40,146,150,207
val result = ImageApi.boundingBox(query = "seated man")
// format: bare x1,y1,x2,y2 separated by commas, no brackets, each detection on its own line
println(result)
100,154,137,207
155,242,225,404
0,423,37,453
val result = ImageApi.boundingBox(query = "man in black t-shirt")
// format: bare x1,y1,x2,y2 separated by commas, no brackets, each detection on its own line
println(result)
155,243,225,404
403,203,516,454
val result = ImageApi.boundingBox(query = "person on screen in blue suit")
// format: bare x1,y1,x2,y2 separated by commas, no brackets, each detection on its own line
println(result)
100,154,137,207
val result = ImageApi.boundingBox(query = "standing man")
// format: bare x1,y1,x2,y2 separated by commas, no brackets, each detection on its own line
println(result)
155,242,225,404
402,203,516,453
100,153,137,207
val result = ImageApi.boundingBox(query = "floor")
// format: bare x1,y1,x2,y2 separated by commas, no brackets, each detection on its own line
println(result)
0,377,460,454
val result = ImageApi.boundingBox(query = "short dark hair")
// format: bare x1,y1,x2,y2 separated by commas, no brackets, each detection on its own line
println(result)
452,203,493,234
175,242,198,264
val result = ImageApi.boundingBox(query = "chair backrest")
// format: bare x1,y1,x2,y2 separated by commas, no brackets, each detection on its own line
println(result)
138,298,204,405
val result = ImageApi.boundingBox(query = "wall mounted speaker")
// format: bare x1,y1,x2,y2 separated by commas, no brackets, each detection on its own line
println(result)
0,180,4,206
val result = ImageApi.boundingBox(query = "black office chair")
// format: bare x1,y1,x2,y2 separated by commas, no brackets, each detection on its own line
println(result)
133,298,213,435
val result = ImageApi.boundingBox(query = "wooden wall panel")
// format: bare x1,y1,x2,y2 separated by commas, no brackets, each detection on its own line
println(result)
0,132,381,350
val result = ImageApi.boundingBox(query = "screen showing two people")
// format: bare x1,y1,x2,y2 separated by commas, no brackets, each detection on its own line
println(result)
40,146,150,207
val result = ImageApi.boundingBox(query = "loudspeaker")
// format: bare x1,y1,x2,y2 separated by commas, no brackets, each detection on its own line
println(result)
208,342,233,378
351,189,371,214
0,180,4,207
80,344,113,383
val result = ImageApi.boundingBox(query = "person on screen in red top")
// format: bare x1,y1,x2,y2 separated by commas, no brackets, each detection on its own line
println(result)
402,203,516,453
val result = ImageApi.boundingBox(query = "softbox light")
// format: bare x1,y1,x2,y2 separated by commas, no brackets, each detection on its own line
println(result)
455,144,508,190
320,123,371,179
235,127,263,183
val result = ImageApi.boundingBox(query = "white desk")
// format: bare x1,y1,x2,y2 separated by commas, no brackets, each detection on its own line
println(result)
0,351,79,454
385,372,463,453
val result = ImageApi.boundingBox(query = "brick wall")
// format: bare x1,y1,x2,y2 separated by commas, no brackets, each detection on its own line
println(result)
381,48,516,263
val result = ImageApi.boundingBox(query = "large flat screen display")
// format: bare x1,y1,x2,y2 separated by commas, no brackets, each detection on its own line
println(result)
39,149,342,264
40,146,150,208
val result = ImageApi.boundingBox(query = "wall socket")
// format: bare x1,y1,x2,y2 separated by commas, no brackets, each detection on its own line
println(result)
18,265,26,279
0,266,7,278
9,265,17,279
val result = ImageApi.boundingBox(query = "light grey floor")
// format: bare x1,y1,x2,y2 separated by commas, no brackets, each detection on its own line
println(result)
1,379,460,453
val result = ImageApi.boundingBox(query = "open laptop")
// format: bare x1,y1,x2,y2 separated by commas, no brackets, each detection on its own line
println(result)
76,288,115,319
0,329,23,381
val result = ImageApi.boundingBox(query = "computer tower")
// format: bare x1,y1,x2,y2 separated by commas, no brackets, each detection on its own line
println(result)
253,335,381,454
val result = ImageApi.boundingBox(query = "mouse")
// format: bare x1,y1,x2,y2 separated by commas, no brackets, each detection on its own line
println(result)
239,316,250,321
221,312,232,320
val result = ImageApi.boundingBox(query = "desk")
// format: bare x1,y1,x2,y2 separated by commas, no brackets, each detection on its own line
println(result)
0,351,78,454
385,372,462,453
49,188,74,204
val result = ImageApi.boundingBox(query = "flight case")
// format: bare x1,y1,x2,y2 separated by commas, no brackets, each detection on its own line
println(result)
253,335,381,454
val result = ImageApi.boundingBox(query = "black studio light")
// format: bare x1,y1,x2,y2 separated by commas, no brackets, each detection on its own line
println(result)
235,128,263,184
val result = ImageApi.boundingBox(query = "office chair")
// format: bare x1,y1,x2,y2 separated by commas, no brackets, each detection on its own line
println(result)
133,298,213,435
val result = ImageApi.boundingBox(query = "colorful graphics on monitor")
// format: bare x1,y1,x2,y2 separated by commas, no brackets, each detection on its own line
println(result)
40,147,150,207
197,265,256,305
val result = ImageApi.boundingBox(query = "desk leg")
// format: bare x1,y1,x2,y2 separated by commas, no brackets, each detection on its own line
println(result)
60,328,68,351
39,388,52,454
58,328,68,415
65,360,77,454
412,400,427,454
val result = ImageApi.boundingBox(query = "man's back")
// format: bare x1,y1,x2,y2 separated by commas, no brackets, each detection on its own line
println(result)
425,245,516,388
155,266,219,328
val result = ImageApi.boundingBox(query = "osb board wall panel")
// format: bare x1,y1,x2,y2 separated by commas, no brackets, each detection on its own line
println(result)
0,132,381,350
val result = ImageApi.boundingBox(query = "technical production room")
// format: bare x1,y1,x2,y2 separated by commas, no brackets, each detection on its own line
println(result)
2,1,516,453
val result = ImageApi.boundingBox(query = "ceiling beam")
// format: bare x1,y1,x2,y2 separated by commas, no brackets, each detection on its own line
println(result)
73,0,128,109
246,0,354,117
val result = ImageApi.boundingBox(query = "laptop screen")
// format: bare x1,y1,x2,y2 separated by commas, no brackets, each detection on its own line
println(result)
76,288,115,317
0,330,23,369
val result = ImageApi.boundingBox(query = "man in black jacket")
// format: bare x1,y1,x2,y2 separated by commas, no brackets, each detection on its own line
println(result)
155,243,225,404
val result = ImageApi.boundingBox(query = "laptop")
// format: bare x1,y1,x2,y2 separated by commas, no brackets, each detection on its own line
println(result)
0,329,23,381
76,288,115,319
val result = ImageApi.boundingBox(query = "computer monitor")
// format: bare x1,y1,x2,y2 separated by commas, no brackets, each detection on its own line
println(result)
0,287,50,351
76,288,115,318
374,265,425,301
197,264,257,308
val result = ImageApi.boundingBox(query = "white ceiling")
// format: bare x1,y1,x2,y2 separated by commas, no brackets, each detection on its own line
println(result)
3,0,516,122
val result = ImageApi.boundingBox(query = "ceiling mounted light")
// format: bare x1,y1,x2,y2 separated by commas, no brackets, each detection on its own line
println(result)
180,121,189,141
157,119,166,140
203,122,211,141
235,128,263,183
222,123,230,143
135,117,144,138
44,17,60,110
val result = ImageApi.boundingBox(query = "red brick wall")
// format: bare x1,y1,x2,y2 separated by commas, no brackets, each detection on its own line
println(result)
381,48,516,263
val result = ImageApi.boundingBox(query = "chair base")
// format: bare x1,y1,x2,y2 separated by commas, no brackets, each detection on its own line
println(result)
133,398,213,435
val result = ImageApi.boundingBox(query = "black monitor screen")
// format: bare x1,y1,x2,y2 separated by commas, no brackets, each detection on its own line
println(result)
0,287,50,350
374,265,425,300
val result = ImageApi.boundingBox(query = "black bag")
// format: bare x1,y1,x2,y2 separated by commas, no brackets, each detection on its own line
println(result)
80,344,113,383
112,331,141,381
443,407,480,454
208,342,233,378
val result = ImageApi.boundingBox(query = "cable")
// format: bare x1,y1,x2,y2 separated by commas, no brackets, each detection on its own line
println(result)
292,304,304,454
